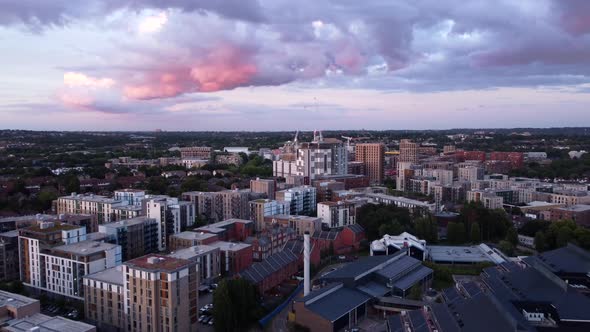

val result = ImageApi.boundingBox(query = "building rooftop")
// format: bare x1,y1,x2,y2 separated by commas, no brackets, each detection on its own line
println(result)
114,188,145,193
169,245,218,260
3,313,95,332
84,266,124,286
125,254,193,272
0,230,19,238
195,218,252,232
59,194,121,204
526,244,590,275
297,283,371,322
240,250,298,284
321,252,407,281
554,204,590,212
428,244,506,264
210,241,251,252
172,231,218,241
112,205,142,211
99,217,151,229
24,222,81,234
0,290,38,309
52,240,119,256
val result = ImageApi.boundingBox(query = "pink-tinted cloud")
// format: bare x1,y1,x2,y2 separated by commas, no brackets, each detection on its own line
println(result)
64,72,115,88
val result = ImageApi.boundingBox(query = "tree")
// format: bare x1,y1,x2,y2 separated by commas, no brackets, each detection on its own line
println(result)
534,232,547,252
470,223,481,243
498,240,515,256
146,176,169,195
447,222,466,245
506,227,518,246
408,284,423,300
213,279,263,332
63,174,80,194
415,216,438,243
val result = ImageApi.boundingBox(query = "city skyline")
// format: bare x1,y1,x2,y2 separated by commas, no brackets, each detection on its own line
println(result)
1,0,590,130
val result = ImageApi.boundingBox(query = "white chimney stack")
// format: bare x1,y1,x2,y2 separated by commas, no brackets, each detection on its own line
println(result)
304,231,311,296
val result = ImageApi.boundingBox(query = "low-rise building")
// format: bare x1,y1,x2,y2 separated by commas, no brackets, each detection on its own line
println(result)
209,241,253,276
549,204,590,226
263,215,322,236
249,199,290,232
240,250,299,294
244,226,296,261
169,231,219,251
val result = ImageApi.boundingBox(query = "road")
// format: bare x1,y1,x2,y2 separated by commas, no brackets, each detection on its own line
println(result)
198,291,214,332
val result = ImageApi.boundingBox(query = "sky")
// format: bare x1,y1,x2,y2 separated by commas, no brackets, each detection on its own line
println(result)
0,0,589,131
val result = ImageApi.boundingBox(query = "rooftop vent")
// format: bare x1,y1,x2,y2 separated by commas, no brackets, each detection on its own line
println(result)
147,257,158,264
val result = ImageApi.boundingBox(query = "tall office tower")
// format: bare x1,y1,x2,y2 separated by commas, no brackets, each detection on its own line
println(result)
250,178,276,200
123,254,199,332
399,139,418,163
355,143,385,185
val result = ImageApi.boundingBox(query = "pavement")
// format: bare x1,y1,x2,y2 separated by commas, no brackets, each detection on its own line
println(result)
198,291,214,332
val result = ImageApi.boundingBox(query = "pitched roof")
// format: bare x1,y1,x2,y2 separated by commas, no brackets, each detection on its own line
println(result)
240,250,298,284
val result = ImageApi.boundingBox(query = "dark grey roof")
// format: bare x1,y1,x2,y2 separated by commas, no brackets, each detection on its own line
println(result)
431,304,460,332
312,229,339,240
460,281,482,298
376,255,421,280
240,250,298,284
393,265,433,291
355,281,390,297
346,224,364,234
529,244,590,275
305,287,371,322
283,238,303,254
444,292,517,332
408,310,427,330
297,283,343,303
321,253,405,280
442,287,462,303
387,315,404,332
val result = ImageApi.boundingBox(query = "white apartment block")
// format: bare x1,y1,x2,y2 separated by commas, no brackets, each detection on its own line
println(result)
467,190,504,209
276,186,317,215
57,194,123,224
458,166,484,182
317,201,357,228
114,189,146,206
146,197,195,251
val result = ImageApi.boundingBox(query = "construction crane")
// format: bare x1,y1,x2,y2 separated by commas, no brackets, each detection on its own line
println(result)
341,136,353,148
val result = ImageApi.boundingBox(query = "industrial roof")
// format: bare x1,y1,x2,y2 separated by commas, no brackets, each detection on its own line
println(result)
527,244,590,275
304,287,371,322
375,255,421,280
346,223,364,234
320,253,405,281
428,244,505,264
443,292,516,332
355,281,390,298
311,229,339,240
387,315,404,332
393,265,433,291
240,250,298,284
430,304,460,332
408,310,427,331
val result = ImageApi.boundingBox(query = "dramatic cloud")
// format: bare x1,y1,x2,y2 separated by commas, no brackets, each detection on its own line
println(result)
2,0,590,128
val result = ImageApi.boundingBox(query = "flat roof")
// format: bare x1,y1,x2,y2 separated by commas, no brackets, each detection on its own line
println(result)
555,204,590,212
52,240,119,256
0,230,19,238
172,231,217,241
84,266,124,286
305,287,371,322
59,194,120,204
210,241,251,252
428,245,503,263
25,222,81,234
0,290,38,309
100,217,150,229
3,313,95,332
169,245,218,260
125,254,193,272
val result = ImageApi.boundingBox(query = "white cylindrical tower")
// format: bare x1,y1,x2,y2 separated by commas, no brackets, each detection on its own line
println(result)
304,231,311,296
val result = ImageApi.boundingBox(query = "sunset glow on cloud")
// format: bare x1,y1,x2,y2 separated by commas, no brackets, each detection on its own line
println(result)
0,0,589,130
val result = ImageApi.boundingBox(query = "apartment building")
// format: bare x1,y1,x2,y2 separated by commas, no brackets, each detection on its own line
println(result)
112,204,143,222
195,218,254,242
169,231,219,251
245,226,296,261
99,217,159,261
182,189,260,222
263,215,322,236
317,201,358,228
458,166,485,182
467,190,504,209
0,231,19,282
249,199,290,232
549,190,590,206
355,143,384,184
276,186,317,215
19,220,121,300
84,267,125,331
180,146,212,160
399,139,418,163
365,193,436,214
114,189,146,206
145,196,195,251
56,194,123,225
250,178,276,199
209,241,253,275
123,254,199,332
169,245,221,284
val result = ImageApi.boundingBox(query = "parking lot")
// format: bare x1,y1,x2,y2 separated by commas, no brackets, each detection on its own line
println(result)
197,284,215,332
42,303,81,320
